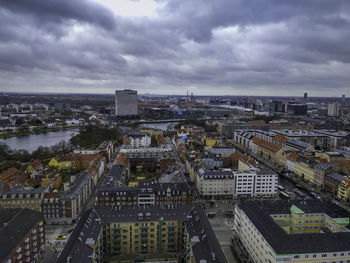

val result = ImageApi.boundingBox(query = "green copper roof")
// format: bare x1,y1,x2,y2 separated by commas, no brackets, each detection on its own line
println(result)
166,187,171,196
333,217,349,225
290,205,304,215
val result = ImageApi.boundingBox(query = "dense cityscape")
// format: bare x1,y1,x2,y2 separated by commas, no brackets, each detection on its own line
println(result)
1,0,350,263
0,90,350,263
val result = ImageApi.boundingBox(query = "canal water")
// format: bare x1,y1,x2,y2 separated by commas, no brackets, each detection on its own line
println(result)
0,130,78,153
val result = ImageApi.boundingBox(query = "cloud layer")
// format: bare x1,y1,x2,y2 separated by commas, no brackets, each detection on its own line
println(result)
0,0,350,96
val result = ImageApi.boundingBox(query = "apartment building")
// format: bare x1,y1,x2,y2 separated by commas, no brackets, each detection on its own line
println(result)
0,184,51,212
234,200,350,263
294,156,318,183
95,181,193,207
234,170,278,198
209,146,236,157
129,131,151,148
196,167,278,198
196,168,235,198
0,208,45,263
338,179,350,203
59,171,94,223
56,205,226,263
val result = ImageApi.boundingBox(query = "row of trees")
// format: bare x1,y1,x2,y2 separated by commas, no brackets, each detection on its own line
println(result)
175,120,218,133
70,125,122,148
0,141,73,172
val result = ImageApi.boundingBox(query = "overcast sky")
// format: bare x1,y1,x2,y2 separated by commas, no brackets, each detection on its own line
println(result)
0,0,349,96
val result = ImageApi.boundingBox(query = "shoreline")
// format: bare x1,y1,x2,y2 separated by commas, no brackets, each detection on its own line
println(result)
0,126,80,139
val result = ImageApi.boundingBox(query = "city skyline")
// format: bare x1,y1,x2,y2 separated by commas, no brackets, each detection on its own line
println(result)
0,0,350,96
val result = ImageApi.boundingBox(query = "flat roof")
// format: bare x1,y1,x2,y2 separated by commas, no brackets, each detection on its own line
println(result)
238,200,350,255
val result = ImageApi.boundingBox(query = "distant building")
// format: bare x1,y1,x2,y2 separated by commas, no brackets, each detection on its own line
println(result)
317,107,328,117
0,208,45,263
287,103,307,115
234,199,350,263
328,101,340,117
304,92,308,99
269,100,285,112
115,89,138,116
54,102,71,112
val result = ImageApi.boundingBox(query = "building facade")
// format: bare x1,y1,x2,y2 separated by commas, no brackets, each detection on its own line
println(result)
234,200,350,263
0,208,45,263
115,89,138,116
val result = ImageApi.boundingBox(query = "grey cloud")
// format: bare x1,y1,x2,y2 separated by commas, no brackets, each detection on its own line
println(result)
0,0,350,96
0,0,116,31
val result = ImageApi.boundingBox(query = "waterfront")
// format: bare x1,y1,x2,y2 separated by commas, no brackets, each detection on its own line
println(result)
140,122,178,131
0,129,78,153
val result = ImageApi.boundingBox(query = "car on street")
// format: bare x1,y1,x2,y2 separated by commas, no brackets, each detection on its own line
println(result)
56,235,67,240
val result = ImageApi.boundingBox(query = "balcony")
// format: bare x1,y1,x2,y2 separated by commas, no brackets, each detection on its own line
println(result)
39,227,44,232
25,244,29,250
32,229,37,235
16,247,22,253
141,226,148,230
141,237,148,242
25,251,30,256
24,238,29,243
39,221,43,226
17,254,22,260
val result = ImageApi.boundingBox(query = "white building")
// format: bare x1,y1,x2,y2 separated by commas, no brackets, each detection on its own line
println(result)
233,170,278,198
129,131,151,148
115,89,138,116
209,146,236,157
196,168,235,198
327,101,339,117
196,168,278,198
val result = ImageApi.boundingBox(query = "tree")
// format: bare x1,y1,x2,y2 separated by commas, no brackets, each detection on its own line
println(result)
150,135,158,147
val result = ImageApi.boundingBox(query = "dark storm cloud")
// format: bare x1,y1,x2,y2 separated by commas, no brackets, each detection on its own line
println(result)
0,0,350,95
0,0,116,31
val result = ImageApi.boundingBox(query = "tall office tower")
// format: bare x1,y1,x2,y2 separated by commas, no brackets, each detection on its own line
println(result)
115,89,138,116
304,93,308,99
327,101,340,117
342,94,346,102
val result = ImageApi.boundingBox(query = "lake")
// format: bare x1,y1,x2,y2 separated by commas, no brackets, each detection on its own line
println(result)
0,130,78,153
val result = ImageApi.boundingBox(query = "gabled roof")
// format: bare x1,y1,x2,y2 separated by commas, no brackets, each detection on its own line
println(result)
287,152,299,162
259,140,282,153
251,136,263,144
274,134,288,143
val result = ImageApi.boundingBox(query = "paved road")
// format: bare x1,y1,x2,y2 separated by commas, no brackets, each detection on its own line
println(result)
41,224,73,263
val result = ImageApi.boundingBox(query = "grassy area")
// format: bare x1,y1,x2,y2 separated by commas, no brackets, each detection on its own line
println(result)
0,126,80,139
